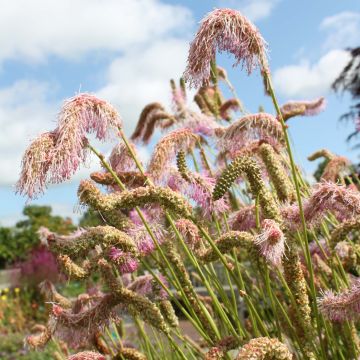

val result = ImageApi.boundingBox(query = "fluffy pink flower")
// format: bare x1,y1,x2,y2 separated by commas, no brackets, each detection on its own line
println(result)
229,205,258,231
217,113,284,156
318,279,360,322
148,128,199,182
280,97,326,121
282,182,360,230
52,93,122,182
16,132,57,199
254,219,285,266
184,8,268,87
180,111,221,137
17,94,122,199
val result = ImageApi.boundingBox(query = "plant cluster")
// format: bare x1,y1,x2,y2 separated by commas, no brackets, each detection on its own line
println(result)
15,8,360,360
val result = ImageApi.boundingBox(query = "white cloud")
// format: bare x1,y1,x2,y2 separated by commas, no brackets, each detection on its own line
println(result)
273,49,351,98
0,0,194,187
0,0,192,64
320,12,360,50
98,38,190,134
217,0,280,21
0,80,56,185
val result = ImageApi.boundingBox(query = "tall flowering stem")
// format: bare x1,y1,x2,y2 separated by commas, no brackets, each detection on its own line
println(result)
264,70,326,359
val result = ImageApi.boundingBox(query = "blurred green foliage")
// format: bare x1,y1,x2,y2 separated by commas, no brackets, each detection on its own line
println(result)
0,205,75,268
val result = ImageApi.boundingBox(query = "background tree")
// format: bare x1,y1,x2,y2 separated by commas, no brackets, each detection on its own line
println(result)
0,205,75,268
333,47,360,145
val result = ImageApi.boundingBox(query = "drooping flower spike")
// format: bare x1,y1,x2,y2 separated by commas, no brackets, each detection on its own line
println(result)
108,142,139,173
184,8,268,87
308,149,350,182
318,279,360,322
235,337,293,359
220,98,241,121
52,93,122,182
282,181,360,230
280,97,326,121
147,128,199,181
17,94,122,199
254,219,286,266
217,113,284,157
16,131,57,199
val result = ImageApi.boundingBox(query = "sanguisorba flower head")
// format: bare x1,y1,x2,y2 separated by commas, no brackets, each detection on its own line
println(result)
16,131,57,199
52,93,122,182
148,128,199,182
17,93,122,199
217,113,284,157
280,97,326,121
184,8,268,87
318,279,360,322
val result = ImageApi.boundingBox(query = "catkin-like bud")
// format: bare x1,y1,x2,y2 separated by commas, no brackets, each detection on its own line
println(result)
213,156,281,222
39,280,72,308
26,326,52,349
282,245,314,353
148,128,199,181
78,180,192,219
235,337,293,359
158,299,179,328
67,351,106,360
114,348,147,360
258,143,295,202
164,241,217,341
98,259,169,334
47,226,138,259
194,93,212,115
57,255,90,280
199,231,254,263
176,150,190,181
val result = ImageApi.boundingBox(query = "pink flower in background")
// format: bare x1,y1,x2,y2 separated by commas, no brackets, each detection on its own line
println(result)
52,93,122,182
17,94,122,199
16,132,57,199
14,246,61,286
318,279,360,322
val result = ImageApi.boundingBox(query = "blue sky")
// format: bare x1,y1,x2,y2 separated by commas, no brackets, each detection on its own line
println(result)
1,0,360,226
